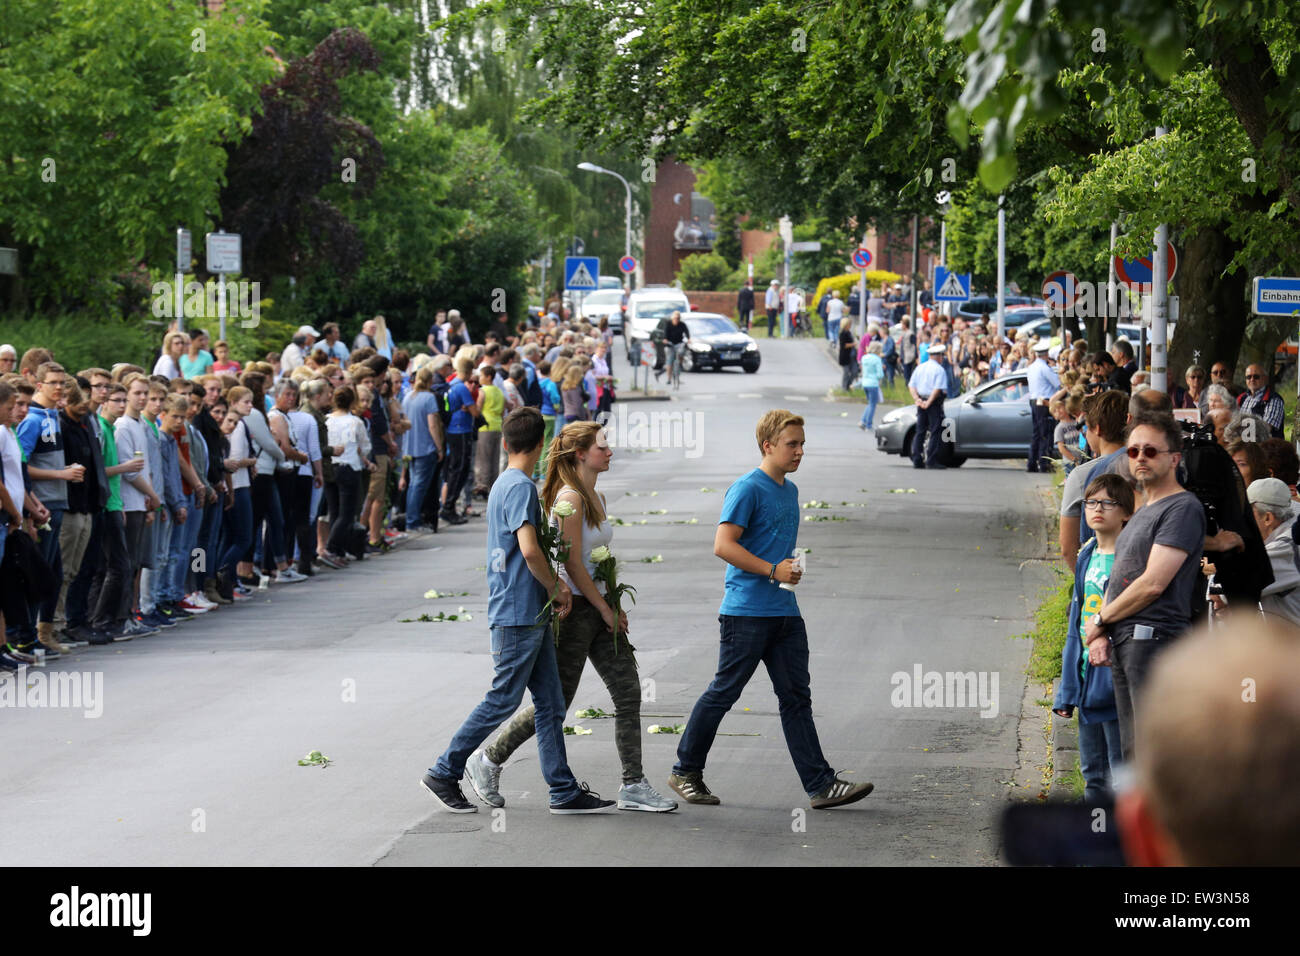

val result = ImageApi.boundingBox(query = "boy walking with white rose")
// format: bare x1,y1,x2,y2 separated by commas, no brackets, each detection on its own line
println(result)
421,408,615,814
669,410,875,809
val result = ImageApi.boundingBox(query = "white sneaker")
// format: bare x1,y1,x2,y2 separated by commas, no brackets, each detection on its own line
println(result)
617,778,678,812
190,591,218,610
274,568,307,584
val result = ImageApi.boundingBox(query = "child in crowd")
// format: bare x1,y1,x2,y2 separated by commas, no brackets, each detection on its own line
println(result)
1053,472,1132,802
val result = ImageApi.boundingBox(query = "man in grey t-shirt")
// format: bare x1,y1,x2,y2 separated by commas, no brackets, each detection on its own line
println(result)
1084,415,1205,761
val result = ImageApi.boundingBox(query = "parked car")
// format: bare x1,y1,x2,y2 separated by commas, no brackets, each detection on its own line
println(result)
578,289,626,332
676,313,761,373
624,288,690,359
955,295,1043,320
873,372,1033,466
599,275,623,290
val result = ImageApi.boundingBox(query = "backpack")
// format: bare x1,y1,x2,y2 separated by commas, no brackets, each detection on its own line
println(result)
430,380,453,429
525,370,544,408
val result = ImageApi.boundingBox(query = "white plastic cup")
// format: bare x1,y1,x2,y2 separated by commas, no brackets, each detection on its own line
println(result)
778,550,806,592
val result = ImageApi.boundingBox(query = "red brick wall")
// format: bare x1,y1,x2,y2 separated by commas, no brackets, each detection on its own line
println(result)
684,290,741,318
646,159,698,285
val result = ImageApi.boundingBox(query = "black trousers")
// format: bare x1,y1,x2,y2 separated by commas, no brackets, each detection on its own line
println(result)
441,433,472,514
738,307,753,329
911,397,946,468
68,509,105,628
1029,403,1054,472
275,469,315,571
91,510,131,629
327,465,361,555
1110,625,1180,762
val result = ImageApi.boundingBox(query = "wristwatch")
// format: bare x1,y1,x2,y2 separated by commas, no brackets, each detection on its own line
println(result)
1091,612,1105,629
768,562,778,583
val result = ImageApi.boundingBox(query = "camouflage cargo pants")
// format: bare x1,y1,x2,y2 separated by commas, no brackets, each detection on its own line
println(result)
485,595,644,783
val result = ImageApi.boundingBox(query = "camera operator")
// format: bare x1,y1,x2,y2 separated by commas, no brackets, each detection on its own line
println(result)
1183,417,1273,616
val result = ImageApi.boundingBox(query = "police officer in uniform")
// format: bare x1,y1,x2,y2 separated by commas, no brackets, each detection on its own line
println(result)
909,346,950,469
1026,339,1061,472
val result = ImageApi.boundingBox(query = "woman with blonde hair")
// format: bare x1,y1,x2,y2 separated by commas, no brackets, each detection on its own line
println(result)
560,363,588,425
464,421,677,813
373,315,394,360
154,331,189,380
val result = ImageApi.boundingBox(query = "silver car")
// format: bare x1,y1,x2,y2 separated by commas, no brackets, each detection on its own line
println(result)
873,372,1033,466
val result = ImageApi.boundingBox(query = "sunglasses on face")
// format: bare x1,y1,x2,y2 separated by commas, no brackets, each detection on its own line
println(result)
1127,444,1171,460
1246,374,1263,380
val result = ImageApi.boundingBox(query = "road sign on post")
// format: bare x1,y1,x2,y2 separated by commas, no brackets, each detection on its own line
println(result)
851,247,872,269
1114,242,1178,290
618,255,637,275
789,241,822,253
933,266,971,301
1252,277,1300,316
564,256,600,291
205,232,241,274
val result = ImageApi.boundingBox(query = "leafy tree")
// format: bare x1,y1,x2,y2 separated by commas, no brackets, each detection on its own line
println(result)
675,252,732,291
219,28,385,283
0,0,277,312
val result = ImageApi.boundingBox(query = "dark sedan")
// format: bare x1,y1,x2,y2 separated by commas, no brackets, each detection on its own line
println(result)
873,372,1032,466
678,313,761,373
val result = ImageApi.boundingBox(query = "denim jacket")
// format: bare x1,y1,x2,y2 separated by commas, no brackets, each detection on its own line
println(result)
1052,537,1119,724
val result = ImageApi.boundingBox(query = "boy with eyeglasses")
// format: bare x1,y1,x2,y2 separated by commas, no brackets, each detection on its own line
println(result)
1083,413,1205,761
1053,473,1133,801
15,362,85,655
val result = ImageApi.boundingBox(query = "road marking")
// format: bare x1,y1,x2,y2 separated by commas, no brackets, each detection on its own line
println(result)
692,394,716,400
738,393,761,399
782,395,811,402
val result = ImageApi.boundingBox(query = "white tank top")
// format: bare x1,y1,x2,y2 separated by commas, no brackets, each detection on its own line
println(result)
556,485,612,596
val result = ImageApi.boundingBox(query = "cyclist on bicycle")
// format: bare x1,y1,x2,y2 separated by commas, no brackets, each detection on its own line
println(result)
654,311,690,383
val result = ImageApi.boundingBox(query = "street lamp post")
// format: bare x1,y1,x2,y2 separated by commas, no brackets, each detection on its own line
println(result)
577,162,633,290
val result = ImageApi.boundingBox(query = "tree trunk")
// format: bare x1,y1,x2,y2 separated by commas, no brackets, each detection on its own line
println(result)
1168,226,1249,382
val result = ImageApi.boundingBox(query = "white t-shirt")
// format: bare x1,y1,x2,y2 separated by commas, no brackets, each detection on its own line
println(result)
153,354,182,380
327,413,370,470
0,426,24,507
826,299,846,321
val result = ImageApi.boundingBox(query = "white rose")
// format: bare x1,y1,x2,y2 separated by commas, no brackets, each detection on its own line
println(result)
551,500,576,518
589,545,612,563
647,725,661,734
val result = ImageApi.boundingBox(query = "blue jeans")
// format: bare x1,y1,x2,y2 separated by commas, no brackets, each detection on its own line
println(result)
35,507,65,622
860,386,882,428
826,317,840,342
1078,718,1123,803
197,499,223,589
405,452,440,529
143,510,173,611
218,487,253,576
167,492,200,600
674,615,835,796
431,623,581,804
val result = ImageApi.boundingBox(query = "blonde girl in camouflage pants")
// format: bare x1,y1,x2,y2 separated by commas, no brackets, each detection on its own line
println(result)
465,421,677,812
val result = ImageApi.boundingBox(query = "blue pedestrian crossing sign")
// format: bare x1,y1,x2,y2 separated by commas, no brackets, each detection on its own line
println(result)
934,266,971,301
564,256,600,291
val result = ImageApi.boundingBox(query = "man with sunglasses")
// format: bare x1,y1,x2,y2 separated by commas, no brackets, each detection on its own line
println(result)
1208,361,1244,399
1083,413,1205,760
1235,364,1285,439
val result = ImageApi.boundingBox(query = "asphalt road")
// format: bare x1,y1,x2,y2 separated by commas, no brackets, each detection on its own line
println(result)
0,338,1054,866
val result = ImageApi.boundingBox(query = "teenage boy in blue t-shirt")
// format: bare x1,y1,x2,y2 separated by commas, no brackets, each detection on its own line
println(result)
422,407,615,814
669,409,875,809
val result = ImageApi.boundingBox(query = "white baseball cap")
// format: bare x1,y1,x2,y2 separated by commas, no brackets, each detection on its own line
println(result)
1248,477,1292,510
295,325,321,337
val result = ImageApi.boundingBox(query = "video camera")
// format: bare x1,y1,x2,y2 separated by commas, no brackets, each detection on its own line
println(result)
1179,419,1272,606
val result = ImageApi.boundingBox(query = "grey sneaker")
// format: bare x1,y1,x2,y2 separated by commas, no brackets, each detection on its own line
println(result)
810,774,874,809
617,778,678,812
667,771,720,805
465,750,504,808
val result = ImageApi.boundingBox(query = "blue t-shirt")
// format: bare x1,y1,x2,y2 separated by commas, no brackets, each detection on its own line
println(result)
446,381,475,435
402,391,440,457
487,468,546,628
718,467,800,617
539,378,561,417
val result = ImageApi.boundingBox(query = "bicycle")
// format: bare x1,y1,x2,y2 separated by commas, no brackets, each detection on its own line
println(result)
669,341,686,390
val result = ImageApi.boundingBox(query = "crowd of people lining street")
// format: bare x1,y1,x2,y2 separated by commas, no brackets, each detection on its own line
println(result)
0,306,617,665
